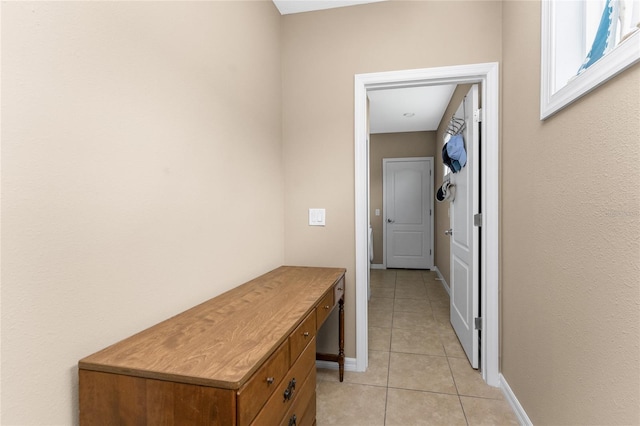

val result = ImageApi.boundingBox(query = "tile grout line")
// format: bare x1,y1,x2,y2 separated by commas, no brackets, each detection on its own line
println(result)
382,270,396,426
446,354,471,426
429,269,471,426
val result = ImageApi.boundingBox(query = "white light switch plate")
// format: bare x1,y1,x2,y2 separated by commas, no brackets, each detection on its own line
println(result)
309,208,326,226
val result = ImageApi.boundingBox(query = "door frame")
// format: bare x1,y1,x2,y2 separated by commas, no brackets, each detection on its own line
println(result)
354,63,500,386
382,157,434,270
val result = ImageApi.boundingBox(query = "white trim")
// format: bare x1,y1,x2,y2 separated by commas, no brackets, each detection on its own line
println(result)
431,265,450,296
482,63,501,387
500,374,533,426
355,63,500,386
355,76,369,373
370,263,385,270
316,357,357,373
541,1,640,119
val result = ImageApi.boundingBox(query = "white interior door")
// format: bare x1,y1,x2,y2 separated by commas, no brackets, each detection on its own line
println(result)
449,85,480,368
383,157,434,269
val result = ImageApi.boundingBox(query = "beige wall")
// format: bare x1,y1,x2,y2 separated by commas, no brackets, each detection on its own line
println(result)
501,1,640,424
4,1,637,425
1,2,283,424
282,0,502,357
369,131,436,264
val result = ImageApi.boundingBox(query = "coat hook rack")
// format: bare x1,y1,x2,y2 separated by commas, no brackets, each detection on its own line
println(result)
446,116,466,136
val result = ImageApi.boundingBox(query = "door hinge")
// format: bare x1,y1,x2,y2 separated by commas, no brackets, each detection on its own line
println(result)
475,317,482,330
430,209,432,216
474,108,482,123
473,213,483,227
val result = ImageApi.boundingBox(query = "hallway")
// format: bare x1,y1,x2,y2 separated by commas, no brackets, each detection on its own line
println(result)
316,269,518,425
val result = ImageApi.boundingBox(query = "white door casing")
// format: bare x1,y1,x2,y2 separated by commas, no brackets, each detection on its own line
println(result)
383,158,434,269
354,63,499,387
449,85,480,368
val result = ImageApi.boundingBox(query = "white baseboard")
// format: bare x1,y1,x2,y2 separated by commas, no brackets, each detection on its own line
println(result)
316,357,358,372
431,265,450,296
370,263,385,270
500,374,532,426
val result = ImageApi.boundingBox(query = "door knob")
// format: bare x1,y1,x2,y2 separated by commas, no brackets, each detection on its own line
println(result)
445,228,453,236
387,218,395,223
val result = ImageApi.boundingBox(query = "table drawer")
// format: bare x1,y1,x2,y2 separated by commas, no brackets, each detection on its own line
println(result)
289,312,316,364
251,338,316,426
298,390,316,426
280,369,316,426
316,291,334,329
237,341,290,426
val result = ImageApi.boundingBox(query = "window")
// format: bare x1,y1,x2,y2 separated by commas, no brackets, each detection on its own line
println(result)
541,0,640,119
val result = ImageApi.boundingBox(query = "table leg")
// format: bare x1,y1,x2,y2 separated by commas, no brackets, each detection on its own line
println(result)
338,297,344,382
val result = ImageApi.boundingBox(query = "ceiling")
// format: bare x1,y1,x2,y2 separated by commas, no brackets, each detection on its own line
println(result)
273,0,455,134
368,85,456,134
272,0,386,15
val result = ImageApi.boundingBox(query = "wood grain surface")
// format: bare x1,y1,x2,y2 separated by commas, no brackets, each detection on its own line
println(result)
79,266,345,390
79,369,237,425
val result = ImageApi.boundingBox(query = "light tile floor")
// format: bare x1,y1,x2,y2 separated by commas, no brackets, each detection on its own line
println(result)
316,269,519,426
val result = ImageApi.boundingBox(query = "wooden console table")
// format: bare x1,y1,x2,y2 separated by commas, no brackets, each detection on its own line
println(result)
78,266,345,425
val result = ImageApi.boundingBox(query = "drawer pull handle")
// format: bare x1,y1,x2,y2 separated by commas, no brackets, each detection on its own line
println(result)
324,305,330,309
283,378,297,401
266,377,274,385
303,331,309,337
288,414,297,426
337,288,343,291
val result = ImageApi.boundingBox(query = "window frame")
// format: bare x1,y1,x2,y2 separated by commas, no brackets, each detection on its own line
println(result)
540,0,640,120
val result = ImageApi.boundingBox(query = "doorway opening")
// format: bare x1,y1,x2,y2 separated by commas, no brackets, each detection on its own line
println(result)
354,63,500,386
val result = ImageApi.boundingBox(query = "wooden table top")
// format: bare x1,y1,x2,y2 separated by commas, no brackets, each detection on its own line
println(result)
79,266,346,390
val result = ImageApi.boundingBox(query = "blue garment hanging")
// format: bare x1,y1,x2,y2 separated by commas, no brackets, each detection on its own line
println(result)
443,113,467,174
446,134,467,171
